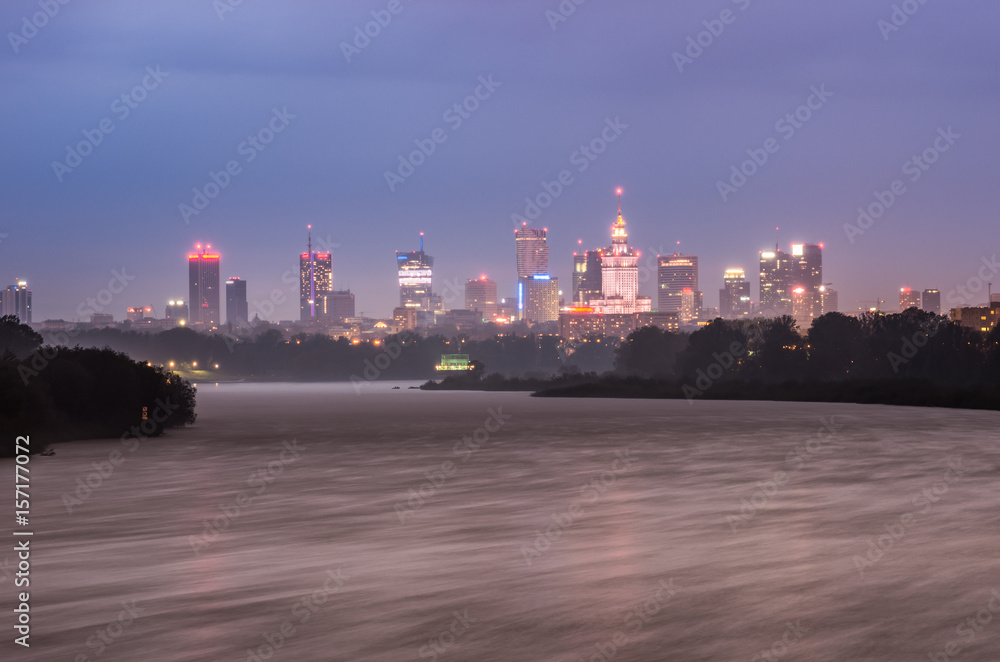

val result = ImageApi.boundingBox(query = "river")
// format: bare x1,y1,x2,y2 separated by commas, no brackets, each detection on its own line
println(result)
3,383,999,661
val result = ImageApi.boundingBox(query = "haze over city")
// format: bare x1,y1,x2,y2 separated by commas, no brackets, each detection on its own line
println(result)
3,1,998,321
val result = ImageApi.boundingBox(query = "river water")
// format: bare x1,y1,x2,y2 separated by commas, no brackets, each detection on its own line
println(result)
3,383,1000,661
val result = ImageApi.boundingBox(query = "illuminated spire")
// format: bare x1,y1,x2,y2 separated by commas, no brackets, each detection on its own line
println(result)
611,188,628,254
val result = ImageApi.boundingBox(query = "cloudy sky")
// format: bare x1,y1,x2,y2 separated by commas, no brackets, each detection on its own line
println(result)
2,0,998,321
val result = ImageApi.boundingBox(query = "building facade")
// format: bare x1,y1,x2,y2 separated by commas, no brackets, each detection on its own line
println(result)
300,228,334,321
515,224,549,280
1,280,32,323
719,268,751,319
899,287,921,311
523,275,560,323
465,277,498,321
922,289,941,315
188,245,221,326
657,255,698,313
589,194,651,315
165,299,189,325
572,250,603,305
396,234,438,323
226,277,248,325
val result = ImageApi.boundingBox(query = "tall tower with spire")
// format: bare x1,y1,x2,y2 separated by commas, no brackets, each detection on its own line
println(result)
300,225,333,321
600,189,640,303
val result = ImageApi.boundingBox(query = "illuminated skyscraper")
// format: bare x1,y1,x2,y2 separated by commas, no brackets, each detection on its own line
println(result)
226,277,248,325
922,289,941,315
789,243,823,322
165,299,189,325
188,244,221,326
791,286,814,330
589,191,651,315
819,285,838,315
759,248,792,317
719,268,751,318
657,255,698,313
572,250,602,305
465,277,498,321
523,275,560,323
300,226,334,321
791,244,823,291
396,233,436,320
515,223,549,280
1,280,32,323
899,287,921,311
680,288,697,324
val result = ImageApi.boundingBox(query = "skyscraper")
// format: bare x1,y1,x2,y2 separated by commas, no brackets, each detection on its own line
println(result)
396,233,436,323
188,244,220,326
922,289,941,315
719,268,751,318
657,255,698,313
515,223,549,280
790,243,823,323
465,276,498,321
759,248,792,317
899,287,920,311
589,191,651,315
819,285,838,315
300,226,334,321
523,275,560,323
1,280,32,323
326,291,355,321
572,250,602,305
226,277,248,325
165,299,189,325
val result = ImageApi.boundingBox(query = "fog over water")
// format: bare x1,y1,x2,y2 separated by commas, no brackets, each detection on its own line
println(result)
3,383,1000,661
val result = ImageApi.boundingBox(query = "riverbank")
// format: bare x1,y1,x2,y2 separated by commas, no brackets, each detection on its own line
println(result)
424,375,1000,411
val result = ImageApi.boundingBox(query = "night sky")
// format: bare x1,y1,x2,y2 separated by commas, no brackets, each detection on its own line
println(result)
3,0,998,321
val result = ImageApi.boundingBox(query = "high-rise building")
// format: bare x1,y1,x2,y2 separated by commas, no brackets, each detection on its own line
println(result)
327,291,355,321
300,226,334,321
791,287,816,330
790,243,823,323
922,289,941,315
465,277,498,321
396,233,437,324
1,280,32,323
759,248,792,317
819,285,838,315
226,277,249,325
126,307,146,322
719,268,751,319
165,299,189,325
899,287,921,311
680,288,698,324
791,244,822,290
657,255,698,313
515,224,549,280
587,191,651,315
188,244,220,326
572,250,603,305
523,275,560,323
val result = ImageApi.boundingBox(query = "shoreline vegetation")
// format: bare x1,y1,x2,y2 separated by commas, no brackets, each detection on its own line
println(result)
422,374,1000,411
423,309,1000,412
4,308,999,446
1,316,197,456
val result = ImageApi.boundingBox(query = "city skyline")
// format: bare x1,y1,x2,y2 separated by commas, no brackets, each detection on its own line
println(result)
4,2,997,321
8,210,983,324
